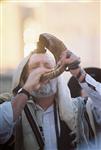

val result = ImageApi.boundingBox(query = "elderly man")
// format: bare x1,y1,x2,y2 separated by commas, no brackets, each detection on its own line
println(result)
0,33,101,150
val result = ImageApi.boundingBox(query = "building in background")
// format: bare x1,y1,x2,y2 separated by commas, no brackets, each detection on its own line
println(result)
0,0,100,93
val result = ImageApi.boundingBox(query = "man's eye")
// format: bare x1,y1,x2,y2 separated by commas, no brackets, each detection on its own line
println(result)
30,66,38,71
44,63,52,69
32,66,38,69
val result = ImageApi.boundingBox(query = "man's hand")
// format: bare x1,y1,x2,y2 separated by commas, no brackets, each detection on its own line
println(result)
58,50,80,68
12,68,50,121
59,50,86,82
23,67,51,93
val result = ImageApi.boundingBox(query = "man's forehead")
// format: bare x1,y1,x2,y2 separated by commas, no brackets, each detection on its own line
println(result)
29,53,56,66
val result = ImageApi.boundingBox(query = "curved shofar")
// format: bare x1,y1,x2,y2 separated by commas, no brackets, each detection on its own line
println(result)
36,33,80,81
40,64,65,81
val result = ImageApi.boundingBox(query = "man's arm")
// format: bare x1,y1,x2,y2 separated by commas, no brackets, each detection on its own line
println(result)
60,50,101,125
0,67,50,144
70,67,101,125
12,67,50,121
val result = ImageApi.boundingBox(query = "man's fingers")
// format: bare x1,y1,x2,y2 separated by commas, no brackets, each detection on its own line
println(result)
58,52,80,66
35,84,41,90
65,56,80,63
37,67,51,74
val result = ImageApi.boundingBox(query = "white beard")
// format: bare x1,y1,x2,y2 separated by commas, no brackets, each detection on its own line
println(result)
31,79,57,98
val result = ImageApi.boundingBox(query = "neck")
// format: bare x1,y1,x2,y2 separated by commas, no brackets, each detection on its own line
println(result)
35,95,55,110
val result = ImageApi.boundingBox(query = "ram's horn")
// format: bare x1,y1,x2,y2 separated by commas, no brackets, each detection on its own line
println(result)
36,33,67,62
36,33,80,81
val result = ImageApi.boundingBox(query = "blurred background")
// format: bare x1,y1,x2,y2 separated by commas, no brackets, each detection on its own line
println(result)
0,0,100,93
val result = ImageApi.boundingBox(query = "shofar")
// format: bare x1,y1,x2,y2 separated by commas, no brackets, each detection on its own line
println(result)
35,33,80,81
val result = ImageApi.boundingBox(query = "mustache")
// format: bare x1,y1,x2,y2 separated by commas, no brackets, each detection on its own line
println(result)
36,84,53,95
31,79,57,98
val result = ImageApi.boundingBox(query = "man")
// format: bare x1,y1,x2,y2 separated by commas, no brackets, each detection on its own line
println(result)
0,33,101,150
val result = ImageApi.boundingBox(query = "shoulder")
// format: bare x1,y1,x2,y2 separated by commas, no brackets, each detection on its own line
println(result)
0,93,12,104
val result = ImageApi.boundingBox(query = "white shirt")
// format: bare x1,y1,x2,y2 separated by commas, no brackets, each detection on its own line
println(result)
0,103,58,150
35,105,58,150
85,74,101,95
0,102,14,144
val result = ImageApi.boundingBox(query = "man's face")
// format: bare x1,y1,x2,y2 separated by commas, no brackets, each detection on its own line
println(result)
28,53,57,98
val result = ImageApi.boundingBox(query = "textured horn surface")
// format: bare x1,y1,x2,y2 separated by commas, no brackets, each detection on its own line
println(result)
36,33,67,62
36,33,80,81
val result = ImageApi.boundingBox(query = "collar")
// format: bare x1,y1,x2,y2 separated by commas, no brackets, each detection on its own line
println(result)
35,104,54,114
27,99,54,113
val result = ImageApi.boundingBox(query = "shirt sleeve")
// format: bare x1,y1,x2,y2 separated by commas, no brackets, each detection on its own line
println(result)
85,74,101,95
80,74,101,125
0,101,14,144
